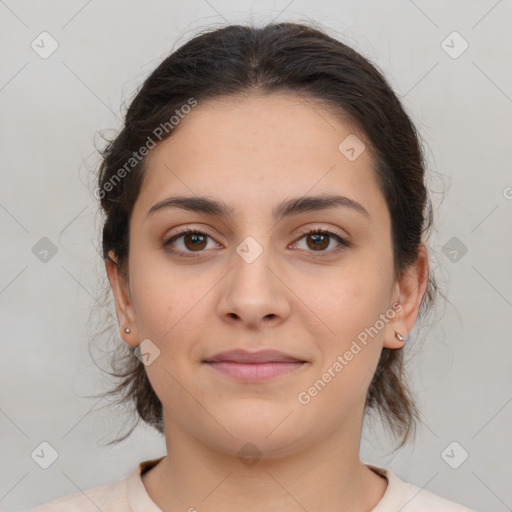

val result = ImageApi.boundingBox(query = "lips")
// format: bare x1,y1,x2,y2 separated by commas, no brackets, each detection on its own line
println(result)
203,349,306,364
203,349,308,381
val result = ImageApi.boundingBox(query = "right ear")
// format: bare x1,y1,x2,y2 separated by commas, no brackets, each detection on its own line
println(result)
105,250,139,346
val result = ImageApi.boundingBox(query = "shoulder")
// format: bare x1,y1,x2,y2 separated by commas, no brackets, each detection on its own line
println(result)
368,465,479,512
22,472,129,512
396,479,478,512
22,457,164,512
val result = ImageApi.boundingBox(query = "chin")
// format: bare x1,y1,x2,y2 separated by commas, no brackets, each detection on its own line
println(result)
205,427,308,462
201,406,314,457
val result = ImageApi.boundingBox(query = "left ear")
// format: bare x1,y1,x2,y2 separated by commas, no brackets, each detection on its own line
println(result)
384,243,429,349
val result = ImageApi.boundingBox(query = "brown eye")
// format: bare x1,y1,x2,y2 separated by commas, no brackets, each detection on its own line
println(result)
306,231,330,251
182,232,208,251
293,228,349,256
163,229,218,258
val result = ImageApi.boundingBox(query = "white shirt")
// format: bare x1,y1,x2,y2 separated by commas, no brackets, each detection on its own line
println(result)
23,457,478,511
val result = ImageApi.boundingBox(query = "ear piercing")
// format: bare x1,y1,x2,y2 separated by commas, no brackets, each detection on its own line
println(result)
395,331,405,342
124,327,131,334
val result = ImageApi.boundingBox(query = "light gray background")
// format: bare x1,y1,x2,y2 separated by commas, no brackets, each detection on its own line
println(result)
1,1,511,511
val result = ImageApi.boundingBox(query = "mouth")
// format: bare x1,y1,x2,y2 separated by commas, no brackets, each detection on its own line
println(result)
203,349,308,382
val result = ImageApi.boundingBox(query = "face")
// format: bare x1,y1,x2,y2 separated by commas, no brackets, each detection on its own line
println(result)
107,92,427,458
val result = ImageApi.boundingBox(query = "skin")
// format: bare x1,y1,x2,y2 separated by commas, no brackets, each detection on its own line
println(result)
106,92,429,512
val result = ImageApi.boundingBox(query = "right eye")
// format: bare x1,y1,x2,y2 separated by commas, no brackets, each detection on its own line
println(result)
163,229,221,258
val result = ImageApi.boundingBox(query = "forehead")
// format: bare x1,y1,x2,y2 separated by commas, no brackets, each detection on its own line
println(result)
135,92,388,224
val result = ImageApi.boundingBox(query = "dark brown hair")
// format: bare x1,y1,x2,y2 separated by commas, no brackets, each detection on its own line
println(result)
93,21,437,450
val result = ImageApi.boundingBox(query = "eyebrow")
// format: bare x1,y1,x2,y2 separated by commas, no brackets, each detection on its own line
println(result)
146,193,370,221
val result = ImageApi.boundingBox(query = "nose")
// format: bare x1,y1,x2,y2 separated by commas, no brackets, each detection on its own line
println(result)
216,244,292,330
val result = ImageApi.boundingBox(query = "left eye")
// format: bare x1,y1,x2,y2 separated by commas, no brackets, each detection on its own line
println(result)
292,228,348,253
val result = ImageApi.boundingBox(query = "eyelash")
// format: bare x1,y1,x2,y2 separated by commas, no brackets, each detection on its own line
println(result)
162,227,350,259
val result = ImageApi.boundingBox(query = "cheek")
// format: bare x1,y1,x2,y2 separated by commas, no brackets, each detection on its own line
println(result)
128,245,182,342
303,258,392,343
300,279,389,414
130,227,240,366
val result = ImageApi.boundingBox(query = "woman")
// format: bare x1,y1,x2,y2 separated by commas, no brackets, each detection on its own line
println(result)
27,21,477,512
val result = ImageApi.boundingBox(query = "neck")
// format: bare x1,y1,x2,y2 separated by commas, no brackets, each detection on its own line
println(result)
142,413,388,512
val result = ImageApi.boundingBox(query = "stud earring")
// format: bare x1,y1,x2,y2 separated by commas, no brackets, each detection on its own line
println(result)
395,331,405,342
124,327,131,334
